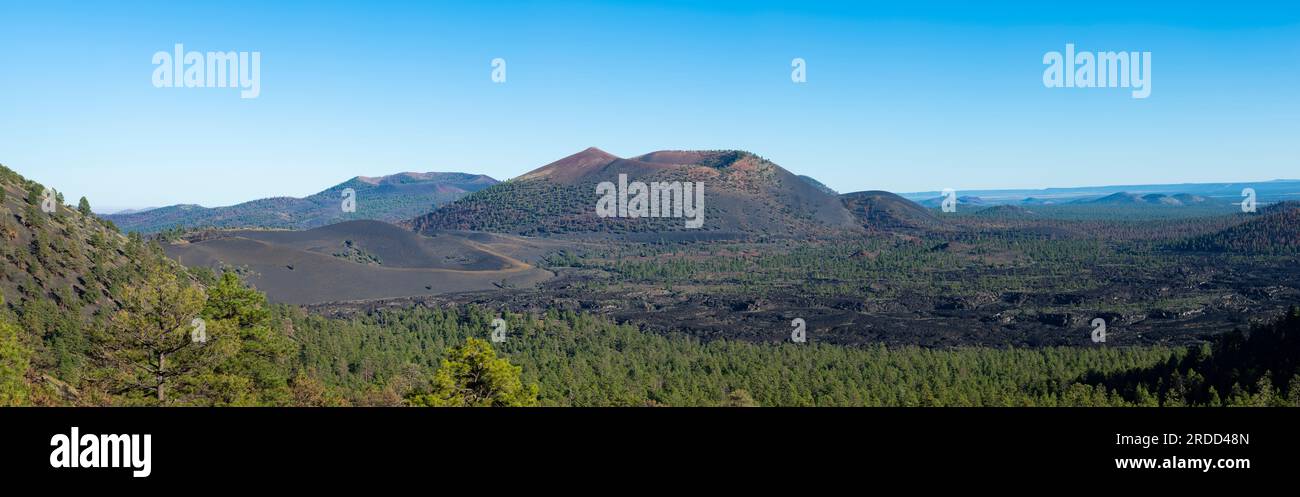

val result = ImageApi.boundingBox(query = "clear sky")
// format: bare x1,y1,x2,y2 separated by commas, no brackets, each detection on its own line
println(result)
1,0,1297,211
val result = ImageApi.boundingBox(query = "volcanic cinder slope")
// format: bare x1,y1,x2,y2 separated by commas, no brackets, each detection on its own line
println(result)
412,148,865,239
839,190,941,231
164,220,555,304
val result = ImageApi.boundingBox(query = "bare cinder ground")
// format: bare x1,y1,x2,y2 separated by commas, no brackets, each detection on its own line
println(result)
165,220,561,305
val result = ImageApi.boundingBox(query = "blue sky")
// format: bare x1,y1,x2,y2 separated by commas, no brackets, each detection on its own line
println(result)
1,0,1297,211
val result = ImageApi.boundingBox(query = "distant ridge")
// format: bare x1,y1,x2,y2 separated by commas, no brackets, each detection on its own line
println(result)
105,171,498,233
1083,192,1214,206
919,195,986,208
900,180,1300,206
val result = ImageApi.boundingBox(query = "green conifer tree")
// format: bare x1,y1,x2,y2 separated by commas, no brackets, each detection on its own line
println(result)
408,338,538,407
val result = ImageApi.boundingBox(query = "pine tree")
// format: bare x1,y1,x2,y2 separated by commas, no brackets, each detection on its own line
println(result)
1227,383,1249,406
1252,375,1278,407
722,389,758,407
291,370,349,407
78,197,92,216
96,262,209,405
407,338,539,407
197,271,294,406
1135,385,1158,407
1207,386,1222,407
